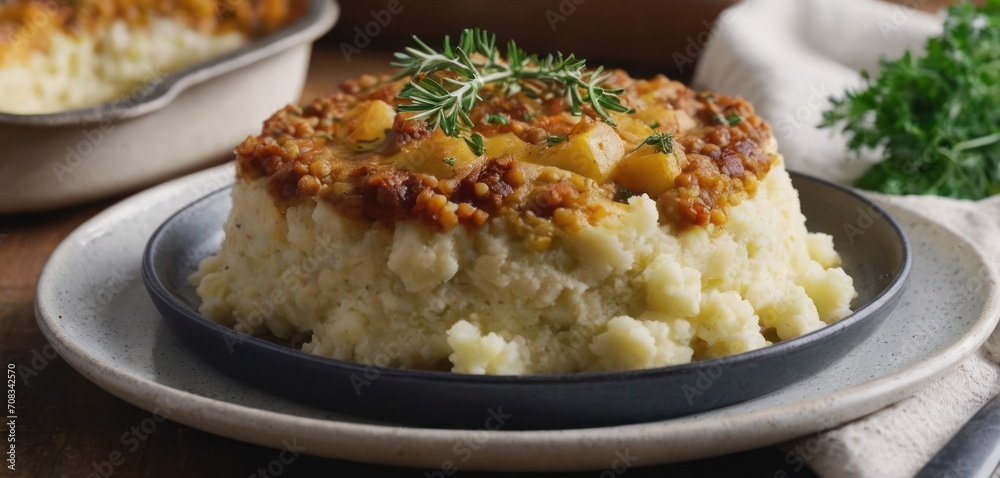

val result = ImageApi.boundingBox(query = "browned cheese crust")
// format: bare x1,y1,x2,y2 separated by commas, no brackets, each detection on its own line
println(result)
235,70,777,244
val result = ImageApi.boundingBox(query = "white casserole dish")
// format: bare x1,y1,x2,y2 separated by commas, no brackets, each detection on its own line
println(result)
0,0,339,213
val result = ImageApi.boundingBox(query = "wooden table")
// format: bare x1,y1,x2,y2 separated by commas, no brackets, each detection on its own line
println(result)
0,46,817,478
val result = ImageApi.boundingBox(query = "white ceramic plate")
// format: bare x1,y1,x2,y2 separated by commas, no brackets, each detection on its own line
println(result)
35,163,1000,472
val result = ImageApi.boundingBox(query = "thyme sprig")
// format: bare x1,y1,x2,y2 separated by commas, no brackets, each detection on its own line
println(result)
393,28,631,154
546,135,568,147
634,132,674,154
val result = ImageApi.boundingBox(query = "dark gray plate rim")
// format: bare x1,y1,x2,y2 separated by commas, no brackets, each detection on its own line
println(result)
0,0,338,127
142,171,912,385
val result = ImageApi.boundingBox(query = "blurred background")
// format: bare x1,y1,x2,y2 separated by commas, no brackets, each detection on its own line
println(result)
316,0,952,79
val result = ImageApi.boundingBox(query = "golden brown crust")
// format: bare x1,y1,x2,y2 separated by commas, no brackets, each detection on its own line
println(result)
0,0,303,64
234,70,778,236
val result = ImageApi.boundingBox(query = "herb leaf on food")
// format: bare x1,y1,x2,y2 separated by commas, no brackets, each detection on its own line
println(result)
393,28,632,156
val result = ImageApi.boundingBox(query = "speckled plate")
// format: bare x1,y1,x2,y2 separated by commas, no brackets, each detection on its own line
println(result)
35,163,1000,471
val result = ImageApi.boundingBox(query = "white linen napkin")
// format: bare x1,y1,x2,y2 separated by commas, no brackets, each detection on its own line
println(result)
692,0,1000,476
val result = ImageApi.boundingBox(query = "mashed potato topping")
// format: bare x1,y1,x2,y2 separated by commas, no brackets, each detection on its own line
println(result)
192,69,858,375
0,0,299,114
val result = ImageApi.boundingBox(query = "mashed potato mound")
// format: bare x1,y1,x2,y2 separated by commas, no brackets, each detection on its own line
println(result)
192,163,856,374
0,19,243,114
191,66,858,375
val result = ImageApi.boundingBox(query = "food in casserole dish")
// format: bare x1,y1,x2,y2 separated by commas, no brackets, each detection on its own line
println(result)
191,30,857,375
0,0,302,114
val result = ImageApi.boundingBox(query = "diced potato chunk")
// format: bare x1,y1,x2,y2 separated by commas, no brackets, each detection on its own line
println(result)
629,106,696,136
484,133,529,159
342,100,396,149
612,150,683,197
615,115,660,145
631,106,676,131
385,132,534,178
534,120,624,181
389,130,479,178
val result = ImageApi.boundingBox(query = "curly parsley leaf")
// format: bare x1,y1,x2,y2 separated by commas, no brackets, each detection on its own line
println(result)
821,0,1000,199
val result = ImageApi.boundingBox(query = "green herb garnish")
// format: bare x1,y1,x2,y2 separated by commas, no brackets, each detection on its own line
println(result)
648,121,660,129
821,0,1000,199
614,187,635,203
443,157,457,166
546,134,568,147
712,112,740,127
465,133,486,156
634,132,674,154
393,28,631,156
487,113,510,125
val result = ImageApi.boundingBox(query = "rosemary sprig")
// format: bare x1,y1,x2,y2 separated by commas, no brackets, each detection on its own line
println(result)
393,28,631,154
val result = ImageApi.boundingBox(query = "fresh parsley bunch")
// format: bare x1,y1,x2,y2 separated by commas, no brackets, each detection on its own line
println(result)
821,0,1000,199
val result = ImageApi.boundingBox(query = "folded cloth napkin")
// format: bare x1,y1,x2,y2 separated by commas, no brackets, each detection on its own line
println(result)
693,0,1000,476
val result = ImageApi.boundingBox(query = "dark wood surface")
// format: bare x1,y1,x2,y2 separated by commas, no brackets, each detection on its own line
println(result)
7,0,962,469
